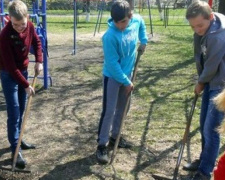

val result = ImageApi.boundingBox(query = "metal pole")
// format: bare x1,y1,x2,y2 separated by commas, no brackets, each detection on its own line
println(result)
0,0,5,28
42,0,49,89
163,4,166,28
94,0,103,36
97,1,105,33
72,0,77,55
147,0,153,36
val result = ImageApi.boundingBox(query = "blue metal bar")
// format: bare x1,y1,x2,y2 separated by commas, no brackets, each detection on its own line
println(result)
0,0,5,28
41,0,49,89
29,13,39,24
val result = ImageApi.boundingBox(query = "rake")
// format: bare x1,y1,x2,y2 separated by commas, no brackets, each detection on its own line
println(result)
0,73,38,173
110,50,142,165
152,94,198,180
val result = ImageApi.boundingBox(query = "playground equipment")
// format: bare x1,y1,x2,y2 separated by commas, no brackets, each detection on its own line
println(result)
94,0,105,36
94,0,153,36
0,0,52,89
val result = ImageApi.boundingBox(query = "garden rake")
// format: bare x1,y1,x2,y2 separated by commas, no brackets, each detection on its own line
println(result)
110,50,142,165
152,94,198,180
0,73,38,173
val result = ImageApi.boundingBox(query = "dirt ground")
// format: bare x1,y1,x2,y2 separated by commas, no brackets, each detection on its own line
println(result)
0,32,216,180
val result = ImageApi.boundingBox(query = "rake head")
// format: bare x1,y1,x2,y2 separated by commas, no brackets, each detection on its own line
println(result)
0,165,31,173
152,173,173,180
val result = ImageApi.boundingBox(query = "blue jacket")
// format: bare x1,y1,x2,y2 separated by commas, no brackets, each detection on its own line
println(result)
194,13,225,90
102,14,148,86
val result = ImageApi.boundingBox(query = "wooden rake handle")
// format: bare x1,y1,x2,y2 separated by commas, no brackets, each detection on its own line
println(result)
110,50,142,165
12,74,38,171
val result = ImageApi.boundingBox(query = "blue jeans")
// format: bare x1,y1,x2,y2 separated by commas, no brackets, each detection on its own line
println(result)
199,84,224,177
1,70,28,153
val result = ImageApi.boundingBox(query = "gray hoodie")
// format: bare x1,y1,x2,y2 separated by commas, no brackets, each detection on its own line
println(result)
194,12,225,90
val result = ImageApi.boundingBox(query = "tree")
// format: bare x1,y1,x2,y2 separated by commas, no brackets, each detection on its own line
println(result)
218,0,225,15
156,0,163,20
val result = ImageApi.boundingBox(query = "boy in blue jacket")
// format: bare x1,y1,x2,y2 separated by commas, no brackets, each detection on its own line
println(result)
183,1,225,179
96,0,148,164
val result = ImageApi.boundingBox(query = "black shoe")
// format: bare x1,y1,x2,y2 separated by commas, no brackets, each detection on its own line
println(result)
191,172,210,180
183,159,200,171
109,136,132,148
12,152,27,169
96,145,109,164
21,140,36,150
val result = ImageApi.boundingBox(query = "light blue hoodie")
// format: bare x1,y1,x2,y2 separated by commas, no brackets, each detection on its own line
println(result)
102,14,148,86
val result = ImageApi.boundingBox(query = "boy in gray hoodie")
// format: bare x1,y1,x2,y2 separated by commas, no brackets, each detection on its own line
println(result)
183,1,225,179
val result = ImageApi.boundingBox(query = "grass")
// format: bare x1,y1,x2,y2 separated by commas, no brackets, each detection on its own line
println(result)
131,25,200,148
47,14,224,154
1,13,224,179
46,7,189,32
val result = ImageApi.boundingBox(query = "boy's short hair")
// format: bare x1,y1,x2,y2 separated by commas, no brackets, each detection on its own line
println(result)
111,0,131,22
8,0,28,20
186,0,212,20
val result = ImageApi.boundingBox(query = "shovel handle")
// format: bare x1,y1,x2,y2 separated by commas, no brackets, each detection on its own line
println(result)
12,74,37,171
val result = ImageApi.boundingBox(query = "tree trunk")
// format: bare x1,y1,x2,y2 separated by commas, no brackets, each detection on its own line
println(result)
218,0,225,15
127,0,134,11
156,0,164,20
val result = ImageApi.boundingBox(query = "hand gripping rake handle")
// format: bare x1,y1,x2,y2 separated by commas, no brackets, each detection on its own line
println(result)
172,94,198,180
12,73,38,171
110,50,142,165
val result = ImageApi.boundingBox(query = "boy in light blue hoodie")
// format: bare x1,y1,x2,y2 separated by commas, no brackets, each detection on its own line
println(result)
96,0,148,164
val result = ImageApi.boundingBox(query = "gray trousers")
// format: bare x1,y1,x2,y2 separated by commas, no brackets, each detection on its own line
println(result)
97,76,129,146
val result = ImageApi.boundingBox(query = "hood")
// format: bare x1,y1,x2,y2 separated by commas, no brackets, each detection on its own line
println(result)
206,13,225,35
107,18,114,28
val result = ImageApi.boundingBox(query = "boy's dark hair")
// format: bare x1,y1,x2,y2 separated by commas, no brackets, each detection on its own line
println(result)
186,1,212,20
111,0,131,22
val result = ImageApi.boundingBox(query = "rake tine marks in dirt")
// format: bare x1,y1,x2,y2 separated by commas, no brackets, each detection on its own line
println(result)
91,164,125,180
142,146,157,157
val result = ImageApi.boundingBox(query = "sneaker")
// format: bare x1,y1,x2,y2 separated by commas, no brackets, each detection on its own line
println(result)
183,159,200,171
109,137,132,148
12,152,27,169
21,140,36,150
96,145,109,164
191,172,210,180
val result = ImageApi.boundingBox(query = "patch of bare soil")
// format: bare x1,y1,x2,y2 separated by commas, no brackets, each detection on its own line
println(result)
0,32,204,180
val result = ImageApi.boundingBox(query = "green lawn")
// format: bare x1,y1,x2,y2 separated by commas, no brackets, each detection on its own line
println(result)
46,7,189,29
0,13,224,179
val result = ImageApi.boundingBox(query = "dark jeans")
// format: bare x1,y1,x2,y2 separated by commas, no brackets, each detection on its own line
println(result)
1,70,28,153
199,84,224,177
